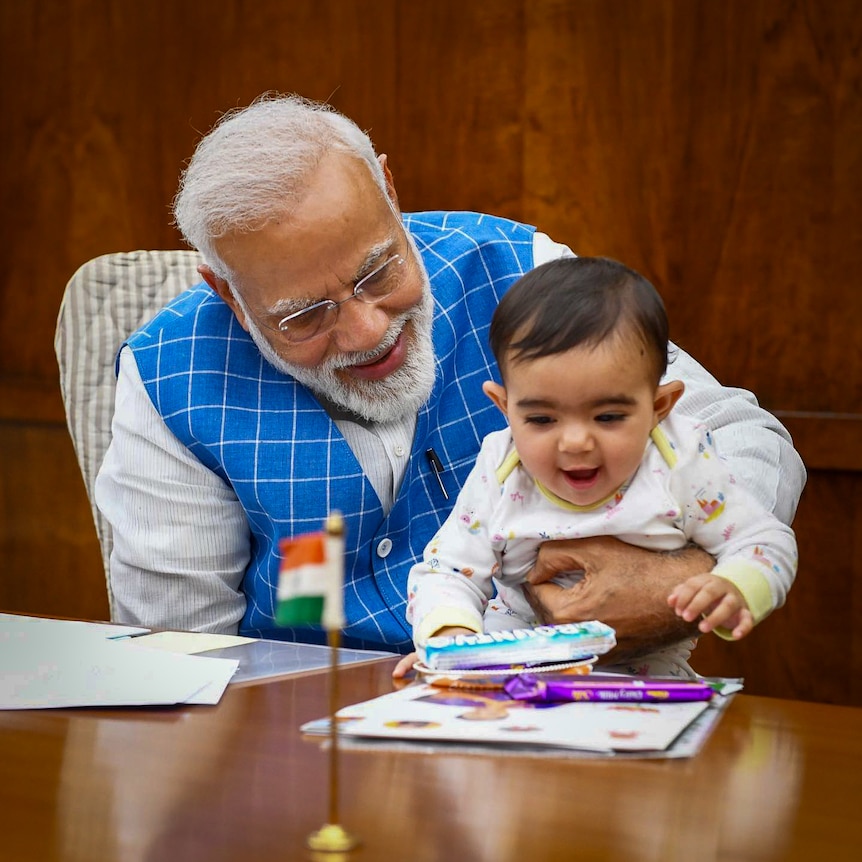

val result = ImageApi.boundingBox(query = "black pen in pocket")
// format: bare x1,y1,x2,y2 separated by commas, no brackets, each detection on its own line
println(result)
425,448,449,500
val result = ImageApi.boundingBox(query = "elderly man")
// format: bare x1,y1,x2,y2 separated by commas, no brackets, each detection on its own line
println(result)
95,94,805,663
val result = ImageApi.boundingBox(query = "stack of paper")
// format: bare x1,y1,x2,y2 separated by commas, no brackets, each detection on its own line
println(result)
302,676,742,758
0,614,238,709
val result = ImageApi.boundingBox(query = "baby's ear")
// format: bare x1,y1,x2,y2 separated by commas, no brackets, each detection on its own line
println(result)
654,379,685,422
482,380,509,416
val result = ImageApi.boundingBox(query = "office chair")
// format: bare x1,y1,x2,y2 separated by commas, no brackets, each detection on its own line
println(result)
55,250,203,614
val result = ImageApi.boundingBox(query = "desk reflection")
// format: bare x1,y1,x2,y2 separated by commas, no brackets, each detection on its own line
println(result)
52,677,805,862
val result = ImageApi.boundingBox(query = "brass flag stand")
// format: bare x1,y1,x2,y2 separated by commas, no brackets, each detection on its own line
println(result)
305,512,359,854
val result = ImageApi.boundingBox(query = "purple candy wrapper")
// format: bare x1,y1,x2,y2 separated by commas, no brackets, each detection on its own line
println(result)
504,673,714,703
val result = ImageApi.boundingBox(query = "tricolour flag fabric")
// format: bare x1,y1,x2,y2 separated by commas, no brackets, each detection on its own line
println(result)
276,513,345,630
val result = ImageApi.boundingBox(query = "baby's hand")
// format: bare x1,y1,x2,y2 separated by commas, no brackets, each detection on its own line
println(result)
392,627,477,679
667,574,754,640
431,626,478,639
392,651,419,679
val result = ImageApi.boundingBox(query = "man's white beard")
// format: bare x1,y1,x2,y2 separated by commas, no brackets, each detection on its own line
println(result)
243,285,436,424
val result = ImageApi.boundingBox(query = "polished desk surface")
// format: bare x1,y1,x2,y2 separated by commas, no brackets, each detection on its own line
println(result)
2,655,860,862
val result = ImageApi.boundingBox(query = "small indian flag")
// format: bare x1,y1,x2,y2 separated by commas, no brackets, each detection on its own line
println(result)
276,512,346,630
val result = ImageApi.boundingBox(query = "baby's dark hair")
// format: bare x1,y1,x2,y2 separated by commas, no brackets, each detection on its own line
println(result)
489,257,670,383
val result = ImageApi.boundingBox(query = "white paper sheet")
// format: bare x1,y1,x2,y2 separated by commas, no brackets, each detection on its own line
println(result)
0,612,149,639
119,630,257,654
0,614,238,709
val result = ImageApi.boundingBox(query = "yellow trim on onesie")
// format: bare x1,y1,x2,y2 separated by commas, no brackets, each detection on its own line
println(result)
494,425,678,513
649,425,678,468
495,447,614,511
495,448,522,485
710,561,775,640
417,606,483,646
534,481,618,512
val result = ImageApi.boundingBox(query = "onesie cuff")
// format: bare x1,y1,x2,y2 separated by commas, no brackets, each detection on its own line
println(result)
710,561,775,640
416,607,483,646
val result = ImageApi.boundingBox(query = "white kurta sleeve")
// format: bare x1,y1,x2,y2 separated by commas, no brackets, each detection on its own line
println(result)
667,420,798,627
95,347,249,633
665,350,805,525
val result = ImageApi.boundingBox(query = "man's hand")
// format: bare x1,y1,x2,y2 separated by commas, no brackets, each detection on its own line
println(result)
524,536,711,663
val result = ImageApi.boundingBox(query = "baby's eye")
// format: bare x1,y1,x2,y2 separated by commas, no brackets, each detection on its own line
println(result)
524,415,553,426
595,413,626,423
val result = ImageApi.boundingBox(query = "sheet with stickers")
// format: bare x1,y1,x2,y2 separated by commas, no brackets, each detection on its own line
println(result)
301,674,742,758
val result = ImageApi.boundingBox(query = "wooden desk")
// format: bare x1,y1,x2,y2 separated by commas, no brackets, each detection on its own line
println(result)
2,657,859,861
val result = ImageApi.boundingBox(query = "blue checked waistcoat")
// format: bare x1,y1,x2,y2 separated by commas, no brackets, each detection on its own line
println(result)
126,212,536,649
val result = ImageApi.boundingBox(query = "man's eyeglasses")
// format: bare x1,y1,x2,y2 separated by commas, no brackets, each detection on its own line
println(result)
256,252,407,343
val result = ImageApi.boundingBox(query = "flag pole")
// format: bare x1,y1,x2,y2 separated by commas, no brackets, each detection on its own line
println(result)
306,511,359,854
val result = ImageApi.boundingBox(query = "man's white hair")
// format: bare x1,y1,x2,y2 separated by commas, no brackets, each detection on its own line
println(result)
173,93,387,280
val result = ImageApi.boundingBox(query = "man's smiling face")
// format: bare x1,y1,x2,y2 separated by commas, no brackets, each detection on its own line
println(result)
203,152,436,422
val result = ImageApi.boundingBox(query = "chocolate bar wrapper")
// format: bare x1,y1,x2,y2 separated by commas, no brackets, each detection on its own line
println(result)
504,673,714,703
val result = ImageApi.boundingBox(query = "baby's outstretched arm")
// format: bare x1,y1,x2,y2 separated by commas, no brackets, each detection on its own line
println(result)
668,574,754,640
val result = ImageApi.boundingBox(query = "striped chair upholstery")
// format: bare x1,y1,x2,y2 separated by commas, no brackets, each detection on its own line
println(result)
55,250,203,613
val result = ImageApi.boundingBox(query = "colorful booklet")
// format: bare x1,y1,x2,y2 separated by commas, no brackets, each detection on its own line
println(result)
300,677,739,756
418,621,616,671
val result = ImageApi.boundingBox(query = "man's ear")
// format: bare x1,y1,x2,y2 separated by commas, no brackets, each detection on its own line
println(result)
482,380,509,417
198,264,250,332
654,379,685,423
378,154,400,212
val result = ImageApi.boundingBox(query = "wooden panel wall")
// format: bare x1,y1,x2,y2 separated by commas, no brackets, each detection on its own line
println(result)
1,0,859,704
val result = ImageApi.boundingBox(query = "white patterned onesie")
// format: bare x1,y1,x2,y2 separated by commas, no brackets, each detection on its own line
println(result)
406,412,797,678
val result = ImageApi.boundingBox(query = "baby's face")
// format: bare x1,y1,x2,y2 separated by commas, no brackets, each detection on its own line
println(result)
497,336,664,508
